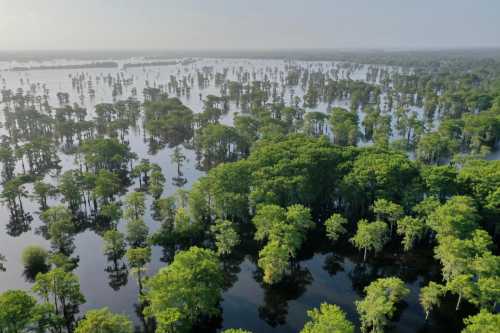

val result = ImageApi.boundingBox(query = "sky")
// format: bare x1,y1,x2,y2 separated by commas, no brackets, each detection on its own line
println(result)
0,0,499,50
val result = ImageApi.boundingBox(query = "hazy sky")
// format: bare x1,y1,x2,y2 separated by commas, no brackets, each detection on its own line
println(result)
0,0,499,50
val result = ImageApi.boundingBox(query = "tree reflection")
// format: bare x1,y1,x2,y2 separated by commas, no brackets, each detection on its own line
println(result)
256,263,313,327
105,260,128,291
323,253,345,277
6,209,33,236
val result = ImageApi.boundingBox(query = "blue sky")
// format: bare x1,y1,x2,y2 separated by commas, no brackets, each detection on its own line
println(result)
0,0,499,50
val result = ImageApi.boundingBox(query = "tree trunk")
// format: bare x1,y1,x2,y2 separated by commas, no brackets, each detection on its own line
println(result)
363,247,367,262
456,293,462,310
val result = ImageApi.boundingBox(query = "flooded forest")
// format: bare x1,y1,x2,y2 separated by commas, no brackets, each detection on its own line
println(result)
0,49,499,333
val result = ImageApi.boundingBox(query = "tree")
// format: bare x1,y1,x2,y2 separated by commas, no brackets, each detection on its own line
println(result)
149,164,166,199
210,219,240,256
252,204,314,284
22,245,49,279
40,205,76,255
356,277,409,333
171,146,187,175
102,230,127,262
94,169,121,204
462,310,500,333
0,290,37,332
126,246,151,295
126,218,149,248
419,282,445,320
329,107,359,146
33,180,57,210
124,191,146,221
350,220,388,261
258,240,290,285
144,247,223,333
324,213,348,243
372,199,403,234
300,303,355,333
396,216,426,251
75,308,133,333
33,268,85,332
428,196,479,239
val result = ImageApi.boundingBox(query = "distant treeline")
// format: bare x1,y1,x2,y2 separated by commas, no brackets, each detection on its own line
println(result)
2,48,500,65
10,61,118,71
122,58,196,69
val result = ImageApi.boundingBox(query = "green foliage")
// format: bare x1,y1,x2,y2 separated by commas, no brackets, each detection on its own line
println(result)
419,282,445,320
144,97,194,145
0,290,37,332
329,107,359,146
94,169,121,203
300,303,355,333
80,137,134,172
396,216,426,251
324,213,348,243
124,191,146,221
40,205,76,254
75,307,133,333
462,310,500,333
421,165,459,200
33,268,85,331
342,149,419,213
126,218,149,248
210,219,240,256
253,204,314,284
102,230,127,262
258,240,290,285
126,246,151,293
144,247,223,333
350,220,388,261
21,245,49,276
428,196,479,239
356,277,409,333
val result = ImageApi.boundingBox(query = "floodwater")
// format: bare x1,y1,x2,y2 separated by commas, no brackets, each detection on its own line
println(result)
0,58,483,332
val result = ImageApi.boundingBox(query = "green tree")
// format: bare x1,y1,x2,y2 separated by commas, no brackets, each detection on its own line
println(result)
462,310,500,333
258,240,290,284
356,277,409,333
396,216,426,251
21,245,49,278
329,107,359,146
419,282,445,320
144,247,223,333
372,199,403,234
33,268,85,332
0,290,36,332
350,220,388,261
126,218,149,248
102,230,127,262
94,169,121,204
33,180,57,210
210,219,240,256
75,308,133,333
126,246,151,295
40,205,76,255
124,191,146,221
428,196,479,239
324,213,348,243
300,303,355,333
